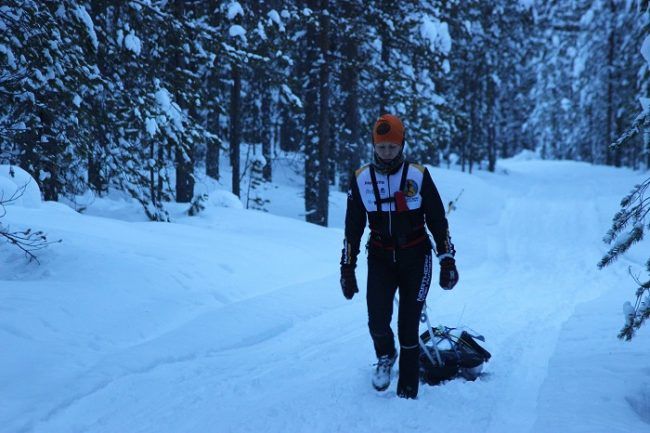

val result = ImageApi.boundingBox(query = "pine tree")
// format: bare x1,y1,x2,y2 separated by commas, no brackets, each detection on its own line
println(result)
398,1,453,166
220,1,287,198
599,173,650,340
0,0,102,201
335,0,365,191
528,1,588,161
87,1,225,219
237,0,302,196
303,0,322,225
599,18,650,340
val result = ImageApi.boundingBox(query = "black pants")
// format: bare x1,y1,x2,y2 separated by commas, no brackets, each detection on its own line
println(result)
367,242,433,396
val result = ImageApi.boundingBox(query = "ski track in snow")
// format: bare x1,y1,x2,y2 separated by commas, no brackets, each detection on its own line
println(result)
22,276,338,433
3,160,650,433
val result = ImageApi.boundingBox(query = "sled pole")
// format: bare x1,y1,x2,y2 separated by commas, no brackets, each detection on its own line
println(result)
423,304,444,366
395,299,443,366
419,336,437,366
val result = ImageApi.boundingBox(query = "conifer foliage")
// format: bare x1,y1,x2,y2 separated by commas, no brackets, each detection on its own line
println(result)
0,0,648,231
599,163,650,340
599,19,650,339
2,1,650,340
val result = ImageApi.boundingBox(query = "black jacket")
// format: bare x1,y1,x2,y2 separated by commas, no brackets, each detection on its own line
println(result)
341,161,455,266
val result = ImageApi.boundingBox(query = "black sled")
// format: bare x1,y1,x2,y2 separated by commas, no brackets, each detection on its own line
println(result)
418,325,492,386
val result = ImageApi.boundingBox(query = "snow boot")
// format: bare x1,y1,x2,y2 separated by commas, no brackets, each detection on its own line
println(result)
396,346,420,399
372,352,398,391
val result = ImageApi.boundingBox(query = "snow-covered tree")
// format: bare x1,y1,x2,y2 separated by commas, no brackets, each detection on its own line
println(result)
442,0,533,172
528,0,648,166
301,0,329,226
246,153,270,211
599,28,650,340
599,172,650,340
3,0,650,230
0,1,102,201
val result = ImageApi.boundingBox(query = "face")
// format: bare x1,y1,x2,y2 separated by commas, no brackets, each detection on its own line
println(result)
374,141,402,161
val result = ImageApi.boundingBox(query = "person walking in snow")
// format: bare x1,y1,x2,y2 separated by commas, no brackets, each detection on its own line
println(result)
340,113,458,399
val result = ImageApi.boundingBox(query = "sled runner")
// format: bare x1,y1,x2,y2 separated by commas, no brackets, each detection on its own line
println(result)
417,307,492,385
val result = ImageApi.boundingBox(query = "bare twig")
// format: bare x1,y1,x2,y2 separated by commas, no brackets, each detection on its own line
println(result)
447,189,464,216
0,177,61,262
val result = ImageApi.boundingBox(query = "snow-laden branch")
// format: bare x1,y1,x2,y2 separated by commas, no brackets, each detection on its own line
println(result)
610,110,648,150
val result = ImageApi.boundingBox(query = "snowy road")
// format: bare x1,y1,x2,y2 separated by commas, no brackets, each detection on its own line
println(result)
2,160,649,433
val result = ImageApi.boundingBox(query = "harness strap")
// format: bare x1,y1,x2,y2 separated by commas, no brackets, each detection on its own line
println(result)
371,234,427,250
370,223,425,234
370,162,409,209
369,165,383,211
399,161,410,192
370,224,427,250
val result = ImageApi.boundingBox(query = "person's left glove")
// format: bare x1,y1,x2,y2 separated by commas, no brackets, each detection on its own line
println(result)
340,264,359,299
439,257,459,290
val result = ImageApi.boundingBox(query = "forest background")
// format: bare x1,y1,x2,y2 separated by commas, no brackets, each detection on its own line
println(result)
2,1,650,337
2,0,648,224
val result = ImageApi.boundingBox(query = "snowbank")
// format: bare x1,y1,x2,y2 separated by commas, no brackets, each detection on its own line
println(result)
506,148,541,162
1,158,649,433
0,164,41,207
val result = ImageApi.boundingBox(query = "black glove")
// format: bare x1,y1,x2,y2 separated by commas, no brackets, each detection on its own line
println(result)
439,257,458,290
340,264,359,300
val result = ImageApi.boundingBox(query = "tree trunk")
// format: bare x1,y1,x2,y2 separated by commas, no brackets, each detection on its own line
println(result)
379,3,391,116
149,141,156,205
338,14,361,192
206,137,221,181
279,104,297,151
304,0,320,224
605,0,615,166
262,84,272,181
42,159,59,201
205,0,221,180
500,116,509,160
206,68,221,180
157,143,163,203
316,0,330,227
468,70,478,174
88,0,108,195
487,70,497,172
175,146,194,202
40,105,60,201
230,63,242,197
88,153,104,194
172,0,194,202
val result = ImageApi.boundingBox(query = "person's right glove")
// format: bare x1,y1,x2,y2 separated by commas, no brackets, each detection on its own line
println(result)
439,257,459,290
340,264,359,300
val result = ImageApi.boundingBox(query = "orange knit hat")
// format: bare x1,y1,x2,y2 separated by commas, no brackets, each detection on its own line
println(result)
372,114,405,145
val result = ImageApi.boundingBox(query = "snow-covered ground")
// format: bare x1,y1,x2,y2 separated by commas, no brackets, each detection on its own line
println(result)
1,157,649,433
